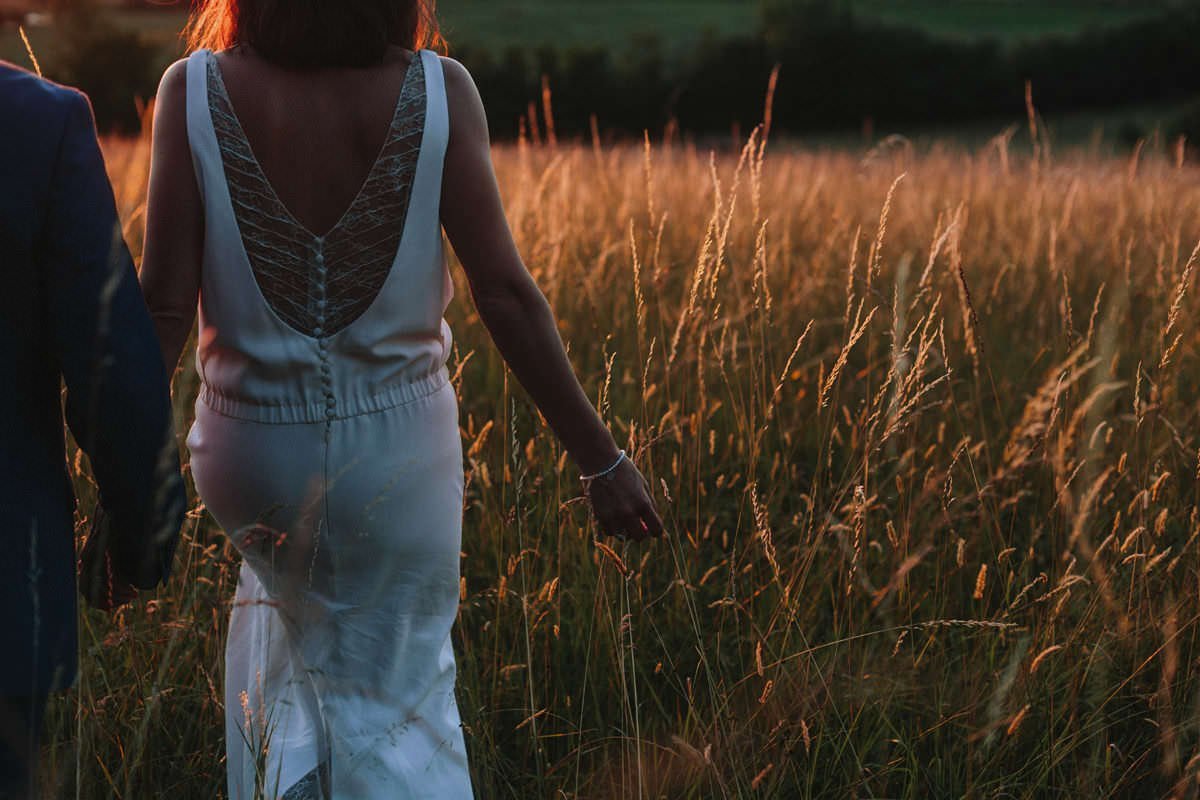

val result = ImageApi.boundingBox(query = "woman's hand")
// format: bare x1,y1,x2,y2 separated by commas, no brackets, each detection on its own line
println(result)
585,458,665,542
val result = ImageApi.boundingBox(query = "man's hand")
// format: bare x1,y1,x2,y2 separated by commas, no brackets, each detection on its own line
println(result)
78,507,139,612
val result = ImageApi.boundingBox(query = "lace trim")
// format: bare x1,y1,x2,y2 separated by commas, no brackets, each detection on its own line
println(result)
207,53,427,337
281,764,327,800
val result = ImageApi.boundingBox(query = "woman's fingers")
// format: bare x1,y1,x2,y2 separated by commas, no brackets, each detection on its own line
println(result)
596,506,640,541
594,507,625,540
586,459,666,543
614,506,657,542
625,512,650,542
639,501,665,538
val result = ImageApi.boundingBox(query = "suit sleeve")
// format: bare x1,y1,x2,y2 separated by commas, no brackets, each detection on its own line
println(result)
38,90,186,590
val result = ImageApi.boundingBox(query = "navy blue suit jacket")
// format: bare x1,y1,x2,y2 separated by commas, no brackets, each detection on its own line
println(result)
0,62,186,695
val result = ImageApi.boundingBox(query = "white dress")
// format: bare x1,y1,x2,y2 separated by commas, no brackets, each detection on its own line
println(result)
181,48,473,799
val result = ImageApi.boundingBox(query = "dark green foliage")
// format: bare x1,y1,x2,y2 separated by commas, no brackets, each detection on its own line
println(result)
37,1,1200,141
448,2,1200,140
49,7,161,134
1169,99,1200,157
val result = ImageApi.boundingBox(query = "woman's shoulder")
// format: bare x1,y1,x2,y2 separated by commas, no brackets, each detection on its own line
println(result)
154,49,221,125
157,57,192,107
148,57,197,159
437,56,487,138
437,56,475,97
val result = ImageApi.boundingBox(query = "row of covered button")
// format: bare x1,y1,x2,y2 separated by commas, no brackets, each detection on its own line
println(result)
315,244,336,424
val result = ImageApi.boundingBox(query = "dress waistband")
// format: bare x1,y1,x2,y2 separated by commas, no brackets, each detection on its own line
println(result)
197,367,450,424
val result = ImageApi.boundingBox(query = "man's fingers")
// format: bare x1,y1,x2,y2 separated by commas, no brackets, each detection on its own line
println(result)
78,549,138,612
111,585,138,609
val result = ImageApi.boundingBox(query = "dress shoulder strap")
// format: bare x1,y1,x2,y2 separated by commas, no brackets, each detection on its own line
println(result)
184,49,218,206
417,50,449,168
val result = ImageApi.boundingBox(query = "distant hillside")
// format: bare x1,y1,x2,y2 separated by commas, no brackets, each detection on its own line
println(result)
851,0,1176,41
1,1,1186,60
439,0,1182,49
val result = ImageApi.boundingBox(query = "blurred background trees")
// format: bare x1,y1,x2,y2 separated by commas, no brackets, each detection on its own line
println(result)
2,0,1199,146
49,0,160,131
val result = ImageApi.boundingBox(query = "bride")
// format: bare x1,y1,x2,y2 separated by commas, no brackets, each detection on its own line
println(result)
137,1,663,796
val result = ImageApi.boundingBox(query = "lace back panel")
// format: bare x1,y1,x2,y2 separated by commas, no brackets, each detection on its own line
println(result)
207,53,428,338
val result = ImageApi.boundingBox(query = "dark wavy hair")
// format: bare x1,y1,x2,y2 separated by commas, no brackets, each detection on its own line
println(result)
185,0,445,69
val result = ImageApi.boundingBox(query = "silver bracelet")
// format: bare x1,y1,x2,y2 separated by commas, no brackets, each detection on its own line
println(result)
581,450,626,482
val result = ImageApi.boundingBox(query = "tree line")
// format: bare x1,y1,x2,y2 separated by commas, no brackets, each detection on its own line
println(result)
46,0,1200,141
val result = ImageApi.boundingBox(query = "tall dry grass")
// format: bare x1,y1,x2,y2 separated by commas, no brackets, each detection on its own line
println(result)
43,122,1200,798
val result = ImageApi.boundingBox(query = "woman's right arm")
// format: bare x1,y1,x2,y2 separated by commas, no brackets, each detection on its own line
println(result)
439,57,663,542
140,59,204,378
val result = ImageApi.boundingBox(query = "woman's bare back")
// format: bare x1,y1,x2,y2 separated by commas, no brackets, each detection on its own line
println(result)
212,45,416,236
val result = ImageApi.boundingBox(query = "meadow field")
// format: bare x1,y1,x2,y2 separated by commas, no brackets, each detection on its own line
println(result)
34,111,1200,799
